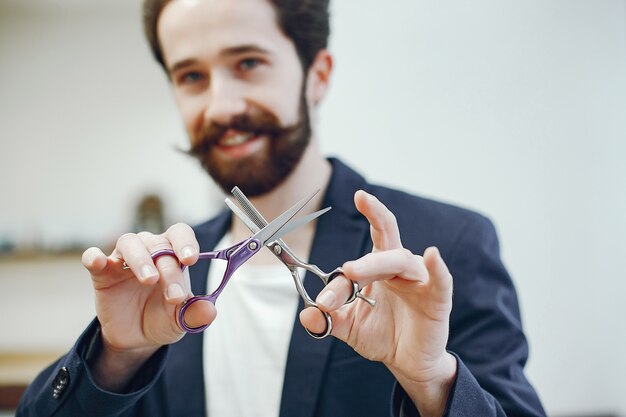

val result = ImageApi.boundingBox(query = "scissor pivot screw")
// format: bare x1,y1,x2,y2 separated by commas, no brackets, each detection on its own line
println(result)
248,241,258,250
274,246,282,255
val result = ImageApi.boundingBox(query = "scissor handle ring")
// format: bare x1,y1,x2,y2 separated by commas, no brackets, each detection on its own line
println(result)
148,249,210,333
151,249,185,270
178,296,215,333
305,310,333,340
150,249,207,333
344,281,361,305
122,248,182,271
327,268,360,305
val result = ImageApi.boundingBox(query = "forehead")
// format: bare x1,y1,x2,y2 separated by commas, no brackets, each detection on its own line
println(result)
158,0,295,68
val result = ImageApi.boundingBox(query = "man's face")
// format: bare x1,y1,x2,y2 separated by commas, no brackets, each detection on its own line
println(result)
158,0,311,197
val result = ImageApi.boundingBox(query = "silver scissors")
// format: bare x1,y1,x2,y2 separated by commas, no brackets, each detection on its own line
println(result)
149,189,330,334
226,186,376,339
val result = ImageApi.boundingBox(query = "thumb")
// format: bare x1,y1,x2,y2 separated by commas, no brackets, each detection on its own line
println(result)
180,300,218,332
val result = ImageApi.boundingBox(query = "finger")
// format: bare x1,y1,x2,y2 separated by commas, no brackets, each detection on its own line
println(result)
114,233,159,284
82,247,109,275
423,246,453,297
163,223,199,266
152,253,189,304
354,190,402,251
139,232,190,304
83,246,137,291
181,300,217,330
315,275,354,312
342,248,428,288
299,307,328,335
120,231,191,305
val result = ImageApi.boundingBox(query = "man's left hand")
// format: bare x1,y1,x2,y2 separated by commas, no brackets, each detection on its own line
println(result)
299,190,457,417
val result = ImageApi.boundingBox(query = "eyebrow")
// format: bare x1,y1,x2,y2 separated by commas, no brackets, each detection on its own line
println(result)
168,45,271,74
169,58,200,74
221,45,271,57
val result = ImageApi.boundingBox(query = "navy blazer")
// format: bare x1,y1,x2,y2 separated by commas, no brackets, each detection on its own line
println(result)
17,158,545,416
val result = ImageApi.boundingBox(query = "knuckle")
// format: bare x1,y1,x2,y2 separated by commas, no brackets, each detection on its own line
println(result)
341,275,354,291
151,240,173,252
158,265,179,278
117,232,137,247
167,222,192,235
400,248,414,261
139,232,170,249
175,222,191,231
331,275,351,292
379,206,397,227
155,257,182,275
136,231,153,239
166,223,199,252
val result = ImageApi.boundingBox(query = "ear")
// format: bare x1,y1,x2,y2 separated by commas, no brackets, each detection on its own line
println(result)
305,49,333,107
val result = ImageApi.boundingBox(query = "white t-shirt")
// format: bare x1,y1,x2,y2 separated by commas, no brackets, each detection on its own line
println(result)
204,234,301,417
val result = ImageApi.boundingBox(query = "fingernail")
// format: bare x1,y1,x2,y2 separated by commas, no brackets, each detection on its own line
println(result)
140,264,158,281
317,290,337,309
167,283,185,300
181,246,196,259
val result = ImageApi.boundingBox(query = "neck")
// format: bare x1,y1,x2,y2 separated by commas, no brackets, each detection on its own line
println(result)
230,138,332,264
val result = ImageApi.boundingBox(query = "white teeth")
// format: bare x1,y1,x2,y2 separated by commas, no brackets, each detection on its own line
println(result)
220,133,251,147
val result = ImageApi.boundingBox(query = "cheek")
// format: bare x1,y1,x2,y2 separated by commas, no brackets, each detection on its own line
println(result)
253,80,302,126
174,93,206,139
255,59,304,125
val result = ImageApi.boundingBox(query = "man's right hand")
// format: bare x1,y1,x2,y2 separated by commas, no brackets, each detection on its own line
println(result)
81,223,216,392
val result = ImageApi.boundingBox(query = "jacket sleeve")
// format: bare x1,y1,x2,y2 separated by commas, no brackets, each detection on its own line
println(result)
16,319,169,417
392,215,546,417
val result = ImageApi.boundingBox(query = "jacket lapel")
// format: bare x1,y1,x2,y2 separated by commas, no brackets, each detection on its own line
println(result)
279,159,372,417
165,211,231,417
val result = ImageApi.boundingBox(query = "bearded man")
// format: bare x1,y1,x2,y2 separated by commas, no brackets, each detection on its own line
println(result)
17,0,545,416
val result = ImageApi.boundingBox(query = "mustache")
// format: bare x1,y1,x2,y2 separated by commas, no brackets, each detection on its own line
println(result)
184,110,289,157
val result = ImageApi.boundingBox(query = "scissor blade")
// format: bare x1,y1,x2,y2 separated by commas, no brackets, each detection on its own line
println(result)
231,186,268,229
252,189,319,246
225,198,261,233
269,207,330,241
227,197,330,242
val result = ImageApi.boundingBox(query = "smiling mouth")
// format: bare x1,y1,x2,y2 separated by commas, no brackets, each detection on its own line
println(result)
211,130,268,159
219,132,254,147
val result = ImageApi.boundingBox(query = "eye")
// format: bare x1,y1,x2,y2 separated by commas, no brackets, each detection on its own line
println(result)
178,71,206,85
237,58,261,72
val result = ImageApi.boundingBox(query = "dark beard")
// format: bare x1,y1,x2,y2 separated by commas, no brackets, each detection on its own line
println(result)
184,94,310,197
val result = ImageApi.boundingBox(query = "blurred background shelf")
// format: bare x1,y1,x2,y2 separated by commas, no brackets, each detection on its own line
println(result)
0,352,64,410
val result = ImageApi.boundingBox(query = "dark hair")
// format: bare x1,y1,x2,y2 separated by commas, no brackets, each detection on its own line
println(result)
142,0,330,71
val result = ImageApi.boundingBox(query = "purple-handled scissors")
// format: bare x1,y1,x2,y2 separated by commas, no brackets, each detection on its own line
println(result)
226,186,376,339
151,189,327,334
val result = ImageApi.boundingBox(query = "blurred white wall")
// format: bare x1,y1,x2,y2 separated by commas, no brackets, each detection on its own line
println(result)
0,1,625,415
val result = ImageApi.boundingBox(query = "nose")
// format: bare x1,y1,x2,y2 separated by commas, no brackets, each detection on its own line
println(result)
203,75,247,126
